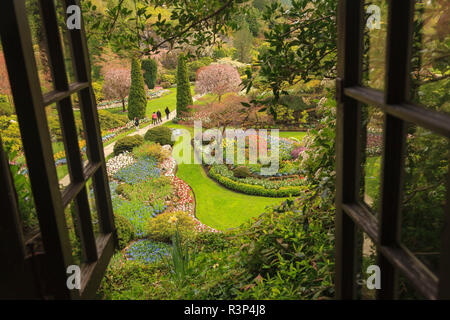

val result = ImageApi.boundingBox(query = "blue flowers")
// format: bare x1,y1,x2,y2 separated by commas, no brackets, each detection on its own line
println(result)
114,157,161,184
110,159,168,236
126,240,171,264
112,198,162,237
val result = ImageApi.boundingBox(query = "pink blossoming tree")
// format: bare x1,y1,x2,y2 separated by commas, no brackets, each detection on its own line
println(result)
194,64,242,102
102,68,131,112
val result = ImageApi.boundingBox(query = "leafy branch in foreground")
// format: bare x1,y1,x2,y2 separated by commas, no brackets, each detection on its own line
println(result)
83,0,249,58
242,0,337,114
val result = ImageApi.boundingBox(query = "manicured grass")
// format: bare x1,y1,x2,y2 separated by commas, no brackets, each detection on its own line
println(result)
146,88,177,117
279,131,307,142
365,156,381,203
170,123,283,230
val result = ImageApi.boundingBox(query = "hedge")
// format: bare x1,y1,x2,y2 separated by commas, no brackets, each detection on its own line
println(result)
209,167,302,197
114,135,144,155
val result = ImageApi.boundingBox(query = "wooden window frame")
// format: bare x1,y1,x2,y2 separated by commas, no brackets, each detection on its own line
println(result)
335,0,450,299
0,0,116,299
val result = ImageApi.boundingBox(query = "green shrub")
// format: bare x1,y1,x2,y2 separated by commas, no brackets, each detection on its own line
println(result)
0,101,14,116
142,58,158,89
234,198,335,299
128,58,147,120
133,142,170,161
92,81,104,103
160,73,176,85
176,54,193,114
194,232,229,253
114,135,144,155
144,126,174,146
114,214,136,249
98,109,127,131
146,211,196,243
209,166,302,197
187,57,213,81
233,166,252,178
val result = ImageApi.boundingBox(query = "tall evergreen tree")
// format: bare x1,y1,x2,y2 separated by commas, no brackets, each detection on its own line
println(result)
128,58,147,120
176,54,193,115
141,58,158,89
233,20,253,63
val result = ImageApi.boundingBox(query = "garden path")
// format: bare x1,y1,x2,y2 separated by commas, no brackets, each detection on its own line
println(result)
58,110,176,187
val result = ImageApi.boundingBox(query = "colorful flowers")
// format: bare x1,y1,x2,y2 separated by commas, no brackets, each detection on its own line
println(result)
106,151,135,176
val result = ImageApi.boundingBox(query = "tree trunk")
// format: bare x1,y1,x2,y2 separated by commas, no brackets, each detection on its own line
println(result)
122,98,126,112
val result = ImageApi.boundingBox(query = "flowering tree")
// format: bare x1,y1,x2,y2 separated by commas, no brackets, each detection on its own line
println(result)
194,64,242,102
102,68,131,112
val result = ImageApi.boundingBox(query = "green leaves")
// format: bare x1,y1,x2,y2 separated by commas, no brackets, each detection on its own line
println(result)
243,0,337,106
85,0,249,57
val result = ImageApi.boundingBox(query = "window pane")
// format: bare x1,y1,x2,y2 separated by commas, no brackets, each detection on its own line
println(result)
401,125,448,275
362,0,388,90
410,0,450,115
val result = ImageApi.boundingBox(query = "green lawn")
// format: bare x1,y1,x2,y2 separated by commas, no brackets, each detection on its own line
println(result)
279,131,307,142
169,122,283,230
364,156,381,204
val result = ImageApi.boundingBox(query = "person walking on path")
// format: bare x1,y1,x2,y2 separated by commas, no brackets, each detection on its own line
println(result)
152,112,157,125
157,110,162,123
134,117,139,130
165,106,170,120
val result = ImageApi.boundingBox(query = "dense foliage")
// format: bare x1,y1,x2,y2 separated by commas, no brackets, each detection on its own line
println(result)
127,58,147,120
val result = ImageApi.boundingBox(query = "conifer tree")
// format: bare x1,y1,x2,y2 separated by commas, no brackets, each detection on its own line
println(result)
128,58,147,120
176,54,193,115
141,58,158,89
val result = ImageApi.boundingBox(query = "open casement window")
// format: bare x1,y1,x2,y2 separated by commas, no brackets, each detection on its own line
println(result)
335,0,450,299
0,0,116,299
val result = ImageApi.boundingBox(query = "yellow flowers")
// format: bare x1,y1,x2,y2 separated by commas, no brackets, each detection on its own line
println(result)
168,215,178,224
213,263,219,269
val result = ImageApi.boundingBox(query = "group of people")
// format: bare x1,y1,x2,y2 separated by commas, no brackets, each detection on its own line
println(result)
134,107,171,131
152,107,171,125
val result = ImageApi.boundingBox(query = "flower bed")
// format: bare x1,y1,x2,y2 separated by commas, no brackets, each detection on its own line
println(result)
125,239,171,263
114,157,161,184
160,157,218,233
193,134,305,197
106,151,135,176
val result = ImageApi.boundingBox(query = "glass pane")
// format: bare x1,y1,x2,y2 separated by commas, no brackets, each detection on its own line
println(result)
355,227,378,300
398,273,426,300
401,125,448,275
410,0,450,115
363,0,388,90
360,105,383,215
25,0,54,93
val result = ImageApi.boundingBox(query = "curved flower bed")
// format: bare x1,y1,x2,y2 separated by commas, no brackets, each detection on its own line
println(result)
193,134,306,197
107,148,218,242
160,156,219,233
